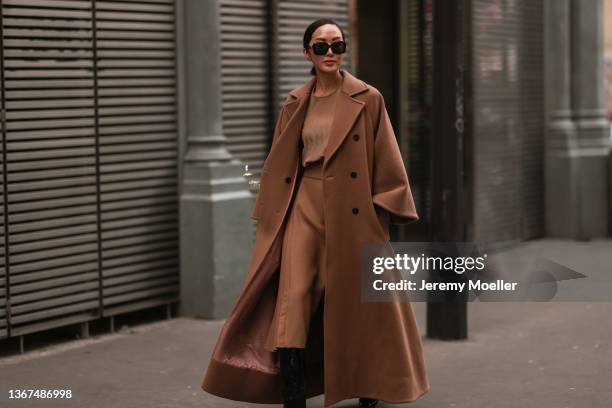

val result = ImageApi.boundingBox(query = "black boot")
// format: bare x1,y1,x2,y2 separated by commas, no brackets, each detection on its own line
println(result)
358,397,379,407
278,347,306,408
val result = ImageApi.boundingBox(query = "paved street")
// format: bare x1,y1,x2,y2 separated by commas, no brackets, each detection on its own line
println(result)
1,239,611,408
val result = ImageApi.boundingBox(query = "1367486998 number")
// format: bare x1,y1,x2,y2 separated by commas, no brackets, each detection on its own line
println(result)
8,389,73,399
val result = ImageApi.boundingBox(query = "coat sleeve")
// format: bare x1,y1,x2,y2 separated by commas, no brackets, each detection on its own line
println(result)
371,90,419,225
250,99,288,221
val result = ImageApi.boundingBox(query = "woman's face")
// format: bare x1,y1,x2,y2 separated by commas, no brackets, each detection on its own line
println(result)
304,24,344,75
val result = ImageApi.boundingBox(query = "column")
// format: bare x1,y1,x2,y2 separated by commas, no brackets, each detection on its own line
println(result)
545,0,610,239
177,0,255,318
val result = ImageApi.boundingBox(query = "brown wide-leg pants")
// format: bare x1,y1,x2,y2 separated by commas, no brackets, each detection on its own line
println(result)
264,159,326,353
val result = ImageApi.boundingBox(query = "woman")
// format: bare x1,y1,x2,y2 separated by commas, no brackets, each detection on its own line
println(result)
202,18,429,408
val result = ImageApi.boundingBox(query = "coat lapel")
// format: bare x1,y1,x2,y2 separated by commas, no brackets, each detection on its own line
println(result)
279,69,369,169
323,90,365,168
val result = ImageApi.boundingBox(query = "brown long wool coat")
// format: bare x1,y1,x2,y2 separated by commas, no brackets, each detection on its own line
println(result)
201,69,430,407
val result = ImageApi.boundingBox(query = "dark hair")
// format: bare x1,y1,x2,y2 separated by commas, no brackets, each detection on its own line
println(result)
302,18,346,76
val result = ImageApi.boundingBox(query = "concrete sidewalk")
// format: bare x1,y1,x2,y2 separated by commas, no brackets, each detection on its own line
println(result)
1,239,611,408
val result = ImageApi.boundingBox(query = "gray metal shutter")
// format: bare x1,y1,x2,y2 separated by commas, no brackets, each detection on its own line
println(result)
273,0,353,110
470,0,544,241
399,0,433,235
1,0,178,337
95,0,179,316
0,49,5,337
2,0,100,336
220,0,270,175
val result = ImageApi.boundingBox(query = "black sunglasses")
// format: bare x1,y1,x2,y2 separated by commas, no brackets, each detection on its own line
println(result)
308,40,347,56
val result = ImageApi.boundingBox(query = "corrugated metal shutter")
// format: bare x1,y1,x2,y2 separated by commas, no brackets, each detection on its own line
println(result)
0,0,178,337
220,0,270,176
470,0,544,241
2,0,100,336
400,0,433,234
0,22,6,338
95,1,179,316
274,0,353,110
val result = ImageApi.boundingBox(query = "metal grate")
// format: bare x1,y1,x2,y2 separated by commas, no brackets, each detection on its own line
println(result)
401,0,433,234
0,0,179,338
470,0,544,241
220,0,270,176
95,0,179,317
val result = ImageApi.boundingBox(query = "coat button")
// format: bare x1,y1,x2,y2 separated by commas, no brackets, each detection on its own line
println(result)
352,134,360,141
285,176,291,184
352,207,359,214
350,171,357,178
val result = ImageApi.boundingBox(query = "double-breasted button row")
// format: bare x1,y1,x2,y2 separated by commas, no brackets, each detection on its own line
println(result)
349,130,359,210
